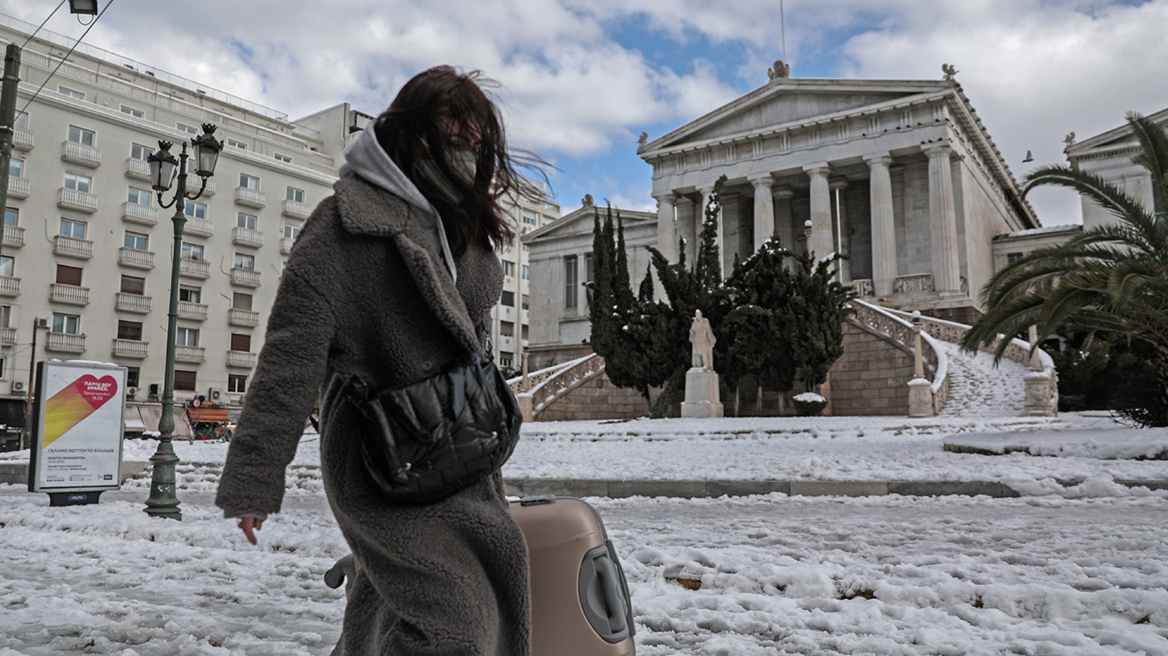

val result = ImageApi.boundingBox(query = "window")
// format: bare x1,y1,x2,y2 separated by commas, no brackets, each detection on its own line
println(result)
523,211,537,226
59,219,87,239
68,125,95,146
283,224,301,240
52,313,80,334
184,202,206,219
584,253,594,284
5,207,16,227
522,294,529,311
564,255,578,309
120,275,145,295
117,320,143,341
124,231,148,250
56,265,83,286
182,242,204,261
1007,252,1024,265
230,334,251,352
174,370,197,391
120,105,144,119
58,86,85,100
232,292,252,311
236,213,258,230
523,244,530,253
522,264,530,281
14,112,28,130
500,352,514,368
500,321,514,337
130,143,154,161
234,253,255,270
8,159,21,178
239,173,259,190
177,122,199,135
502,260,515,276
175,327,199,347
226,138,248,150
286,187,304,203
126,367,140,388
0,305,10,328
228,374,247,393
501,290,515,307
0,256,12,278
274,153,292,163
64,172,92,193
521,325,529,340
179,286,202,303
127,187,151,206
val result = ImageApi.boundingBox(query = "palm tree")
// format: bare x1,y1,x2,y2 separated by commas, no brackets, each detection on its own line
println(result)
962,112,1168,424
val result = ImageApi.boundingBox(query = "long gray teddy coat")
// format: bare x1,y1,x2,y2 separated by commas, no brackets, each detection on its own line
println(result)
215,176,530,656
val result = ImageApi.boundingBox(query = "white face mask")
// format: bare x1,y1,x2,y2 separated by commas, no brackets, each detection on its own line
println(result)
418,151,477,204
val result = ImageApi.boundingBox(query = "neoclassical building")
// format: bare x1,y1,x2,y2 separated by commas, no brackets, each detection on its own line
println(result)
638,72,1039,323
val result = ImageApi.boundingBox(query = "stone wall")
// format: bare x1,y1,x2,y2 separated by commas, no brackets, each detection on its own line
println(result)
535,371,653,422
825,320,915,416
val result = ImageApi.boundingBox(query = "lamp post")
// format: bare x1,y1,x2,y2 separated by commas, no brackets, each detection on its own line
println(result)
144,124,221,520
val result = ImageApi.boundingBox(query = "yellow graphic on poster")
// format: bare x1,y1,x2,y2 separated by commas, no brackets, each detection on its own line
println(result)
43,374,119,447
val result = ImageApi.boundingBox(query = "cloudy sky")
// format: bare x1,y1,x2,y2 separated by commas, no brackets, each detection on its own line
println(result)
5,0,1167,223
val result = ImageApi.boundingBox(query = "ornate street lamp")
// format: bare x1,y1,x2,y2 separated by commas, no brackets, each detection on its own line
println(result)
144,124,221,520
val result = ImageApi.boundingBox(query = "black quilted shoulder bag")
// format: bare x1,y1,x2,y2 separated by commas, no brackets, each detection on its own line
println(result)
346,352,523,505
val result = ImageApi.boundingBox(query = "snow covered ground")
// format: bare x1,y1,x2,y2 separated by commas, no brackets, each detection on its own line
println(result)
2,345,1168,655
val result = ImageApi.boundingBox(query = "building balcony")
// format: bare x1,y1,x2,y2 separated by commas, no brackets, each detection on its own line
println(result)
58,188,99,213
230,268,261,287
228,308,260,327
232,227,264,248
179,258,211,279
175,345,205,363
112,339,148,359
280,237,296,254
114,292,151,313
282,199,311,220
7,176,29,199
234,187,266,209
0,327,15,345
49,283,90,305
61,140,101,168
178,301,208,321
13,127,33,151
0,276,19,297
225,350,258,368
54,235,94,259
46,332,85,353
122,202,158,226
117,247,155,269
3,225,24,248
184,216,214,237
125,158,151,181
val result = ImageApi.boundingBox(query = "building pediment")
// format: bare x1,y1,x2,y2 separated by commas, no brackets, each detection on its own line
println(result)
524,205,656,245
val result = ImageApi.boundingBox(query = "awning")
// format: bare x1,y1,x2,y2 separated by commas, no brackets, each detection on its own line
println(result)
187,407,230,423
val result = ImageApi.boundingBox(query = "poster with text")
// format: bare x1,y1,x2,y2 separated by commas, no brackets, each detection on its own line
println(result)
30,361,126,492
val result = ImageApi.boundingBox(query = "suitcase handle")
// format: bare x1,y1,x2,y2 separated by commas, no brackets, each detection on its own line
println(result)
593,554,628,636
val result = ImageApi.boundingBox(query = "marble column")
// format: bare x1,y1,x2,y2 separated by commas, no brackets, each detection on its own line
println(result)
803,162,832,259
830,178,851,282
773,186,795,254
925,144,961,294
750,175,775,252
655,192,678,264
865,153,897,297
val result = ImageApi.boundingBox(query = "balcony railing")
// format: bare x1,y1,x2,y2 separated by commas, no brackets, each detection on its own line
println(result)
0,276,19,296
226,350,258,368
122,202,158,225
234,187,266,208
117,247,155,269
280,236,296,254
3,225,24,247
46,332,86,353
114,292,151,313
228,308,260,326
175,345,205,362
13,127,33,151
58,188,99,213
7,176,29,199
61,140,102,167
282,199,311,219
230,268,261,287
184,216,214,236
0,327,15,345
179,258,211,279
178,301,208,321
49,283,90,305
232,226,264,247
112,339,149,359
125,158,151,180
54,235,94,258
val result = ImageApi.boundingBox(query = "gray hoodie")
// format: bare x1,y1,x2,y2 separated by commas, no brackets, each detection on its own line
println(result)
339,127,457,284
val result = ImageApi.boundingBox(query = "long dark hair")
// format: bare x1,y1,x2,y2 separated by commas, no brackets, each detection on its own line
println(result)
374,66,546,256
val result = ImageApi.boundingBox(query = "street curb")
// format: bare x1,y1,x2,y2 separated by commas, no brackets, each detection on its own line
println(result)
503,478,1168,499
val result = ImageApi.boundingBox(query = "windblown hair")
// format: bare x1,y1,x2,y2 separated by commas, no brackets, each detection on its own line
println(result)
374,66,546,256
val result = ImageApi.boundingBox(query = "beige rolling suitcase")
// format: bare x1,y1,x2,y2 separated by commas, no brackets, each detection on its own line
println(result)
508,496,635,656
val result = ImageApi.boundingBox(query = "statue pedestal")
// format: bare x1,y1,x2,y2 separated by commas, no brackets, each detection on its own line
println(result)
907,377,934,418
681,368,723,418
1023,372,1058,417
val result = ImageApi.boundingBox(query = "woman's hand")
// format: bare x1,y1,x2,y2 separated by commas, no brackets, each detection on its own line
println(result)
238,516,264,545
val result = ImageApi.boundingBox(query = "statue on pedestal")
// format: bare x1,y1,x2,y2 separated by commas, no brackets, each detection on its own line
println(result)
682,309,723,418
689,309,716,370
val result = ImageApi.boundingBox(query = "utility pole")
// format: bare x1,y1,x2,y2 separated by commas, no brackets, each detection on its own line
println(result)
0,43,20,269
